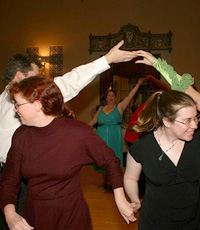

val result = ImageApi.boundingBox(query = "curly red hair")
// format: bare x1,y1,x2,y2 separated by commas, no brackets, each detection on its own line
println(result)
10,76,76,119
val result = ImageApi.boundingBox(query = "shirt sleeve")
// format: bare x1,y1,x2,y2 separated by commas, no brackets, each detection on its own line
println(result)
153,58,194,92
54,56,110,103
79,124,123,190
129,139,143,163
0,131,23,209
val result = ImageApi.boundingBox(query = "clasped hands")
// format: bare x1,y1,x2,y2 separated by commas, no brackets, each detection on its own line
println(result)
128,201,141,223
116,197,141,224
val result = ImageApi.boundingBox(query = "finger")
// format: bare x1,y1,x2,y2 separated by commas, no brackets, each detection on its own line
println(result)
135,52,150,59
135,60,145,64
21,218,34,229
114,40,124,49
130,205,136,209
16,222,32,230
136,50,148,55
130,202,136,207
14,222,29,230
131,51,138,57
122,55,136,62
122,214,129,225
129,215,137,222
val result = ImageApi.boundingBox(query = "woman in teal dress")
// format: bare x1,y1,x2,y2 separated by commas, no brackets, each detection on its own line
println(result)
97,105,123,168
88,78,144,186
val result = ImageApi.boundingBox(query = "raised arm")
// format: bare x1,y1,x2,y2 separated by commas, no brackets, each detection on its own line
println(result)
118,78,145,115
185,86,200,111
88,106,102,127
135,50,200,110
135,50,194,92
145,75,171,91
104,40,138,64
54,40,138,103
135,50,157,66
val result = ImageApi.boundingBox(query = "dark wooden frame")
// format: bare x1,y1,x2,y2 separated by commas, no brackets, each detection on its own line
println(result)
89,23,172,54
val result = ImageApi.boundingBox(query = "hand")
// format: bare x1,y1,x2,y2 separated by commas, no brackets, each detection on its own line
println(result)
145,75,158,83
5,211,34,230
105,40,137,64
115,197,137,224
145,75,154,80
137,77,146,85
135,50,157,66
130,201,141,214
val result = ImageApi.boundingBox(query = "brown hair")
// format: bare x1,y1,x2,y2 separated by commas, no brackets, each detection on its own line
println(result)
133,90,196,133
10,76,75,119
105,89,117,98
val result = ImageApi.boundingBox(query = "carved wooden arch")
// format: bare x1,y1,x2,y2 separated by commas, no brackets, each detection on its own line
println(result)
89,24,172,100
89,23,172,53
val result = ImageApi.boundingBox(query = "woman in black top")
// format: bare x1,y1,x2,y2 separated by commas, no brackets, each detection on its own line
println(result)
124,90,200,230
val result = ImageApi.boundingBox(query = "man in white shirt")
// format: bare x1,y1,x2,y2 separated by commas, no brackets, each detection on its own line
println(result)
0,40,137,229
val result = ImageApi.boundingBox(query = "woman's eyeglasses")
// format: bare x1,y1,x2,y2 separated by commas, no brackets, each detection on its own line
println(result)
14,102,30,110
174,114,200,127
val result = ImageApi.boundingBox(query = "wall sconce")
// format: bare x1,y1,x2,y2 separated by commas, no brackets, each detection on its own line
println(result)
38,56,50,67
26,46,63,78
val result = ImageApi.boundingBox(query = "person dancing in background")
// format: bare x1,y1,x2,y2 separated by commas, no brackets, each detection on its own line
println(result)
124,90,200,229
0,76,136,230
88,77,145,188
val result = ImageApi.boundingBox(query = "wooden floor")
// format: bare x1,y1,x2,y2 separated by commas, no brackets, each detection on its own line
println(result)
81,165,139,230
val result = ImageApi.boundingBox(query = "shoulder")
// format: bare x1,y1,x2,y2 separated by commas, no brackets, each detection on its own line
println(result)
63,119,99,142
13,125,31,138
129,132,154,161
116,104,122,113
130,131,153,148
97,106,103,113
0,87,11,103
11,125,32,147
62,118,94,133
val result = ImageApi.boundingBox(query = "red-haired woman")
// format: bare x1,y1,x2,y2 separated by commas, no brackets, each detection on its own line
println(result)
0,77,135,230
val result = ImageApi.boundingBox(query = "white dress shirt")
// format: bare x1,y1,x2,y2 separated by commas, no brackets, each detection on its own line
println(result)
0,56,110,162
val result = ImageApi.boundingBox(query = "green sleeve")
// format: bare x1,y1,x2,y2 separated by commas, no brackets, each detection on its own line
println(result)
153,58,194,92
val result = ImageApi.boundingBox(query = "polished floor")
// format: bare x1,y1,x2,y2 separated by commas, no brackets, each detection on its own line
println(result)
81,165,139,230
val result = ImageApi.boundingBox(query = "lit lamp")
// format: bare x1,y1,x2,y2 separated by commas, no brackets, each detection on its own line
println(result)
37,56,50,67
37,56,50,78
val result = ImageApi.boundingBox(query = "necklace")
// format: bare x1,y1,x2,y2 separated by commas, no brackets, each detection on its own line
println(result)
157,138,178,161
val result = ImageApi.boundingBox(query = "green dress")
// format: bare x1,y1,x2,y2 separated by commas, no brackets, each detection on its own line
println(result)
95,106,123,170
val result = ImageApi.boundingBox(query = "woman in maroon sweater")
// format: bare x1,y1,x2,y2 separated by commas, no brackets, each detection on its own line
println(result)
0,77,135,230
